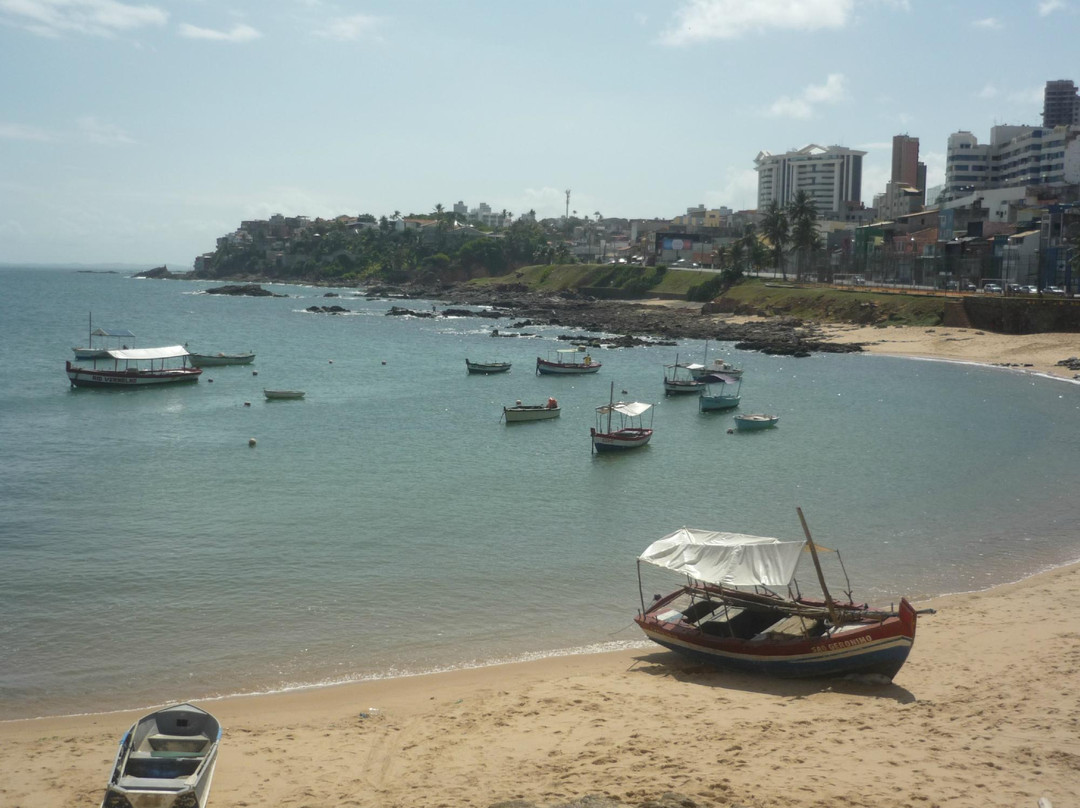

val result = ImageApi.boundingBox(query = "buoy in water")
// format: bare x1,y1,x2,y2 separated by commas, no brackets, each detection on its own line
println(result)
252,370,258,376
381,360,386,365
726,428,734,434
244,402,251,407
208,378,213,383
248,437,257,447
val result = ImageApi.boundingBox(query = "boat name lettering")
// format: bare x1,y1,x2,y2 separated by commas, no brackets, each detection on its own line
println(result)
814,634,872,651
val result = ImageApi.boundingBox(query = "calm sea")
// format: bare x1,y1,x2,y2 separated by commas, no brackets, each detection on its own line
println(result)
2,266,1079,720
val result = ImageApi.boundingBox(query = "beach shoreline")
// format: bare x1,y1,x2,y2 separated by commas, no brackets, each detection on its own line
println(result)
3,561,1078,808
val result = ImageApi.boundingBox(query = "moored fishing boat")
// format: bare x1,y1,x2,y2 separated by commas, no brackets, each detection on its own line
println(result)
634,508,929,680
698,373,742,412
264,389,305,400
663,355,706,395
733,413,779,431
687,340,743,380
73,313,136,359
591,382,653,452
536,348,601,375
101,702,221,808
66,346,202,388
503,397,560,422
466,358,512,374
188,351,256,367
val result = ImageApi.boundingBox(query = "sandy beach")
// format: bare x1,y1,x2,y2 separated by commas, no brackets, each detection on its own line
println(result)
817,322,1080,381
2,560,1078,808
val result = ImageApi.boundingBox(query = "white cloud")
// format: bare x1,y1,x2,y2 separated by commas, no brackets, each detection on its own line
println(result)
0,122,58,141
978,84,999,99
77,116,135,144
973,17,1002,29
1038,0,1066,15
313,13,379,41
0,0,167,38
661,0,855,45
767,73,847,119
705,168,759,211
178,22,261,42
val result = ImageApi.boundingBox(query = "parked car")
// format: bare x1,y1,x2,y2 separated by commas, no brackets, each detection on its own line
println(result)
1006,283,1022,294
1020,285,1039,294
983,283,1003,294
1041,286,1066,296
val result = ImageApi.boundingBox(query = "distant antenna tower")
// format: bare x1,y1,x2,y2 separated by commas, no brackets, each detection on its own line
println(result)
565,189,571,220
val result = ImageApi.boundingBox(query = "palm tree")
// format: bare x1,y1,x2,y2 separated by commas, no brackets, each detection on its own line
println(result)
761,200,790,280
788,191,821,280
728,240,745,273
712,243,727,269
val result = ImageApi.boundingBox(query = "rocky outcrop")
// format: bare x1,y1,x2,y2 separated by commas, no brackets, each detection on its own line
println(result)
307,305,350,314
205,284,286,297
434,285,863,358
132,265,183,279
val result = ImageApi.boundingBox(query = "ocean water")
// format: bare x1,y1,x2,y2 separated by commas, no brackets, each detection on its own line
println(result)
2,266,1080,720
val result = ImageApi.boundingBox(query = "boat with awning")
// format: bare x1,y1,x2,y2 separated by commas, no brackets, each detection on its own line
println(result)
65,346,202,388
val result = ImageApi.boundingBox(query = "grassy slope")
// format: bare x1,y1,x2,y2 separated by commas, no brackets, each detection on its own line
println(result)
466,267,946,327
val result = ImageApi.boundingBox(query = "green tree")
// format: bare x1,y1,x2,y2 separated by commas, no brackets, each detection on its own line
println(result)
761,200,790,280
788,190,822,280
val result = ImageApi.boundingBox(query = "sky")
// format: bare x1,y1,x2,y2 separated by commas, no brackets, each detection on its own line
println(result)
1,0,1078,267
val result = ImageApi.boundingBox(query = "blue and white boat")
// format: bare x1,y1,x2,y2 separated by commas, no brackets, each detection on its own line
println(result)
733,413,779,431
698,372,742,412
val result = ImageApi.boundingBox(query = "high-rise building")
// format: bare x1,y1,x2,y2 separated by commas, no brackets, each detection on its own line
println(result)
1043,80,1080,127
891,134,921,187
754,144,865,216
944,124,1080,202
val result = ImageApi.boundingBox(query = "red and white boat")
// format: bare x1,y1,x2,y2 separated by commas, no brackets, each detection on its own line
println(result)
591,382,653,452
66,346,202,388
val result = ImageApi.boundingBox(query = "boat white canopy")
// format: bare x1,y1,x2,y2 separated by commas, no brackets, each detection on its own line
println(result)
106,345,189,360
597,401,652,417
702,373,739,384
639,527,805,588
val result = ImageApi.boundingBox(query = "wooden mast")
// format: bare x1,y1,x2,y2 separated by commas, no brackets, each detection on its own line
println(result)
796,507,840,626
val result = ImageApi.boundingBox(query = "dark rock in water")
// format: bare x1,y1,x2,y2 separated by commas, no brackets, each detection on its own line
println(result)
205,284,285,297
323,292,339,297
386,306,434,318
132,265,182,279
306,305,350,314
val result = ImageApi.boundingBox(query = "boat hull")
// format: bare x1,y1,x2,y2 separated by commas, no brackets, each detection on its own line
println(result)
636,597,917,680
733,414,778,430
504,406,560,422
536,357,601,375
466,360,511,374
264,390,304,400
102,703,221,808
66,362,201,388
189,353,255,367
699,394,740,411
591,427,652,452
663,380,705,395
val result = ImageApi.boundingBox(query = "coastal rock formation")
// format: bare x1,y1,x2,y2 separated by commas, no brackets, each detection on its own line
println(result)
132,265,182,279
434,284,863,358
306,305,350,314
205,284,286,297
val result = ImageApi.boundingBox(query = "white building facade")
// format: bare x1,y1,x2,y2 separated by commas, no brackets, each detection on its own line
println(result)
944,125,1080,201
754,144,866,217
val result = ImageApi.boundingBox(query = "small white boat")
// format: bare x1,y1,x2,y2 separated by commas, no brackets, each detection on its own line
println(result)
591,382,653,452
687,340,743,380
264,389,305,400
66,346,202,388
72,314,135,360
189,351,256,367
466,358,512,374
101,702,221,808
536,348,601,375
504,397,561,423
733,413,779,431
